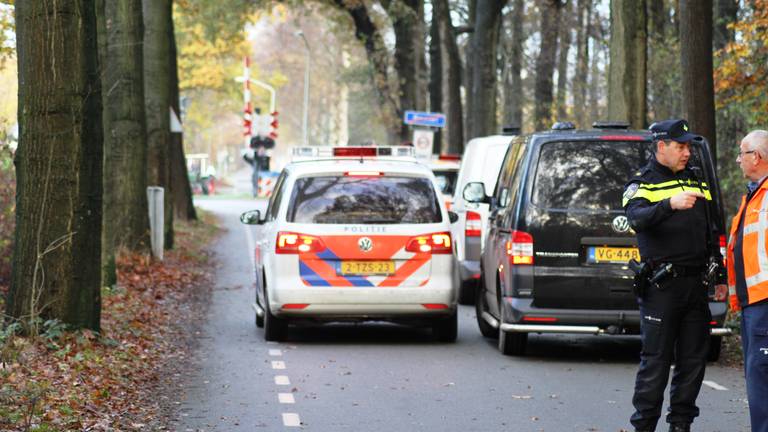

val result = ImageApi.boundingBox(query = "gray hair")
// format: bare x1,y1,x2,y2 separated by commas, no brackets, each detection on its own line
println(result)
743,130,768,159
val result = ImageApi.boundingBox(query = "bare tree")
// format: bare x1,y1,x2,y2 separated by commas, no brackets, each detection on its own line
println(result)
144,0,174,249
534,0,563,131
503,0,525,130
433,0,464,152
573,0,592,128
556,0,574,120
608,0,647,129
9,0,103,331
468,0,508,139
96,0,151,287
680,0,716,160
169,20,197,221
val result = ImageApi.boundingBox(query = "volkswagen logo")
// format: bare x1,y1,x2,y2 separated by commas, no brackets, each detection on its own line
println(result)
358,237,373,252
612,216,630,234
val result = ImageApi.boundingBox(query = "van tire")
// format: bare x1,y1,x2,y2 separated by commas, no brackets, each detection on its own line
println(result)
707,336,722,362
458,279,476,305
499,329,527,356
475,278,498,339
433,311,458,342
263,290,287,342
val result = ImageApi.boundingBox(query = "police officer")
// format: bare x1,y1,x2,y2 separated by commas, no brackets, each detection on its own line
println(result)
623,119,720,432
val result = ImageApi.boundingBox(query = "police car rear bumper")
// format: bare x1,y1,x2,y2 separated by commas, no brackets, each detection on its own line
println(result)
270,286,456,317
495,297,731,335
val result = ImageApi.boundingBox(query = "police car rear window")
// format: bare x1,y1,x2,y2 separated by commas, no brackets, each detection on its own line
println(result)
532,140,651,210
286,176,442,224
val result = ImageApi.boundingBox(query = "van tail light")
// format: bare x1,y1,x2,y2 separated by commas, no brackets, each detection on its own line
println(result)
506,230,534,265
719,234,727,262
406,232,452,254
276,232,326,254
465,211,482,237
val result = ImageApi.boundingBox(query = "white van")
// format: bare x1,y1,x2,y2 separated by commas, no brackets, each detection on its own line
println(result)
450,133,515,303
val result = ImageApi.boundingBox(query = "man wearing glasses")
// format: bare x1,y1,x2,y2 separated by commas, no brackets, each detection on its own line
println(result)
727,129,768,432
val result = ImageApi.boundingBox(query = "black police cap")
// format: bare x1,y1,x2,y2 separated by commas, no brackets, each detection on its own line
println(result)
648,119,698,143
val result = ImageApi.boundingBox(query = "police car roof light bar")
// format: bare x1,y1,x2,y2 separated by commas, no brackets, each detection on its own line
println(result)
291,146,416,160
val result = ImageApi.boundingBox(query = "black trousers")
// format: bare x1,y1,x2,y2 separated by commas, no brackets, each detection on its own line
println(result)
630,275,711,430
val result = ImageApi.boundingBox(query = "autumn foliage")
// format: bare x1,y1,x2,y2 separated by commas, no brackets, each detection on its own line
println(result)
0,213,219,431
715,0,768,123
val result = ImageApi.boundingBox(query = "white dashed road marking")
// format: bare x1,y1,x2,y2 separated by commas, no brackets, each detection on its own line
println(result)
269,349,282,356
271,360,286,370
282,413,301,427
279,393,296,404
703,380,728,391
275,375,291,385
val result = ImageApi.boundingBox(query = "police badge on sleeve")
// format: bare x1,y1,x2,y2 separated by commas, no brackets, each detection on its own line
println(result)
624,183,640,200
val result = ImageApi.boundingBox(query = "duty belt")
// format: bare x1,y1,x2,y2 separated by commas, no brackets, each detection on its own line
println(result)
654,264,706,278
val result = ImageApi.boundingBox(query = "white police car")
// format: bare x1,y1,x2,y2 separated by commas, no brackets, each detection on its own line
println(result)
240,146,458,342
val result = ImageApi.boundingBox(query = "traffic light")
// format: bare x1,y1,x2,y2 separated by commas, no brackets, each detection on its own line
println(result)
268,111,278,140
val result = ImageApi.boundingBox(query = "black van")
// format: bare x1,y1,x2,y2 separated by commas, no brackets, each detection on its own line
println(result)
464,122,731,358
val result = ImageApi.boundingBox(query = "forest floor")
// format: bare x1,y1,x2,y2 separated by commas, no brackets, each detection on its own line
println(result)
0,210,220,431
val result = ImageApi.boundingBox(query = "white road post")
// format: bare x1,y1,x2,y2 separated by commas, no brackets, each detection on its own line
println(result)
147,186,164,260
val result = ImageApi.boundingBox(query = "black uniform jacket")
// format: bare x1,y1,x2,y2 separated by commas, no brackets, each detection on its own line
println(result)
622,156,712,267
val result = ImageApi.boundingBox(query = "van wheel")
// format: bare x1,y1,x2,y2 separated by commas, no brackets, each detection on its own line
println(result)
475,277,497,339
499,329,527,356
263,291,287,342
433,311,458,342
707,336,722,362
455,265,475,305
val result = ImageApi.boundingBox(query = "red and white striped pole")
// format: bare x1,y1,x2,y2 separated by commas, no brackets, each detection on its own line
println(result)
243,56,253,148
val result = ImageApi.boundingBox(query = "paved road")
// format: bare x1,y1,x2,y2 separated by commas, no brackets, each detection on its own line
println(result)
174,199,751,432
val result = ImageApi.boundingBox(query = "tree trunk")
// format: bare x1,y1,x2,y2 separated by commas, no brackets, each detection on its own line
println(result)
383,0,425,141
534,0,563,131
468,0,507,139
429,6,442,153
335,0,401,144
9,0,103,331
647,0,665,41
169,18,197,221
572,0,591,129
143,0,174,251
680,0,716,161
97,0,151,287
607,0,647,129
713,0,739,175
463,0,477,139
434,0,464,153
503,0,525,130
556,0,573,120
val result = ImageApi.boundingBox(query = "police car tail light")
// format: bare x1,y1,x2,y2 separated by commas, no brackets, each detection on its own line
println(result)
506,231,534,265
465,211,482,237
333,147,377,157
276,232,326,254
405,232,452,254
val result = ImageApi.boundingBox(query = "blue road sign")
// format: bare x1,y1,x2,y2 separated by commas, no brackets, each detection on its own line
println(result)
404,111,446,128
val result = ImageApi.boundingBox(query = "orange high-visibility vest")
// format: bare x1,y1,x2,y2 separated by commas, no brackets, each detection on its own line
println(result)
727,182,768,311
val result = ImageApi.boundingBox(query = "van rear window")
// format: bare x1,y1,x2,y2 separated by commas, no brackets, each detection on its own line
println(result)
532,141,651,210
287,175,442,224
